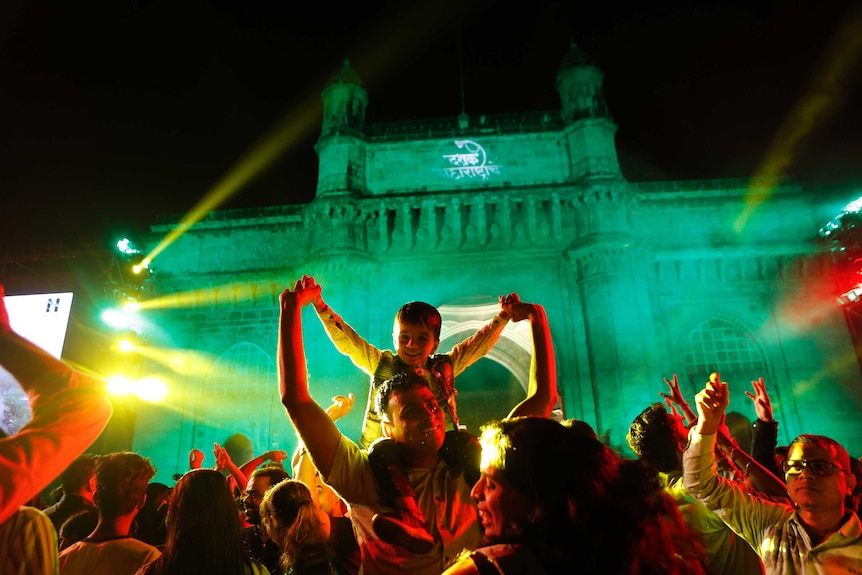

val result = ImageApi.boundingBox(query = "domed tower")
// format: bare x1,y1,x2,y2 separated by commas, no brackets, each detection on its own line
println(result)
555,42,621,181
557,44,654,438
315,59,368,197
320,59,368,137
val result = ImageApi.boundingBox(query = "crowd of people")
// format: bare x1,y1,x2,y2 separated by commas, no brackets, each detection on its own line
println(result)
1,277,861,574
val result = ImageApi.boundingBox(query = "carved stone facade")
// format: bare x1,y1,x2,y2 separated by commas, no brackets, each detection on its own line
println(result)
134,44,860,482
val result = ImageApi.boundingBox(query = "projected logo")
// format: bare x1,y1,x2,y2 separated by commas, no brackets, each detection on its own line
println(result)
0,292,73,435
441,140,500,181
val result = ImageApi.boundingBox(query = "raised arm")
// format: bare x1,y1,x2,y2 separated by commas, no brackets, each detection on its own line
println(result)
684,373,791,553
745,377,782,478
660,374,698,425
0,285,113,524
278,276,343,478
447,293,513,375
291,393,354,470
306,275,383,375
214,442,251,489
238,448,287,479
292,394,353,537
507,302,558,419
714,423,787,498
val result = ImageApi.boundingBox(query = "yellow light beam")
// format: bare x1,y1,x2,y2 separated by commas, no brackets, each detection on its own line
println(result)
131,282,263,311
146,93,322,264
130,345,216,378
735,5,862,233
144,0,485,265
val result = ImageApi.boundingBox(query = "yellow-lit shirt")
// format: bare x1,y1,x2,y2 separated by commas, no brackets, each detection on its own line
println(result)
326,434,481,575
315,305,509,448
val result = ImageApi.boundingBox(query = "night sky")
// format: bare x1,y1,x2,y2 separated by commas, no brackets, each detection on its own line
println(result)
2,0,860,249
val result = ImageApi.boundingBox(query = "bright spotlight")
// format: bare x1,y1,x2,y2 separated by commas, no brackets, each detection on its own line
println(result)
117,238,140,255
118,338,136,353
131,255,151,275
135,377,169,402
107,375,134,396
123,301,141,312
101,308,138,330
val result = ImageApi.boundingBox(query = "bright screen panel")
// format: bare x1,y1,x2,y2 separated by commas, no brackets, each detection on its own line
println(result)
0,292,74,435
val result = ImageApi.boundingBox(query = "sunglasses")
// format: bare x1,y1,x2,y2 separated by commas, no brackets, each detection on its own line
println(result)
782,459,845,477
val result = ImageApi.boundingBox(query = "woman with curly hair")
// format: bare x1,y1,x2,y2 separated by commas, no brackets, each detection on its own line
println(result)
443,417,707,575
135,469,266,575
260,479,335,575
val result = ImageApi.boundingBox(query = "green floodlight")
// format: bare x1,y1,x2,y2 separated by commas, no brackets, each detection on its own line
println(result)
101,307,138,330
117,238,141,256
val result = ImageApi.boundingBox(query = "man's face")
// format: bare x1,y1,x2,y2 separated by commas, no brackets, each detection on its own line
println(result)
471,467,531,542
242,475,274,525
393,321,439,366
382,384,446,453
785,442,856,514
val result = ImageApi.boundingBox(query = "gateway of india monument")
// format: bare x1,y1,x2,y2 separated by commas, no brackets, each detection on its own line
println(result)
131,43,860,481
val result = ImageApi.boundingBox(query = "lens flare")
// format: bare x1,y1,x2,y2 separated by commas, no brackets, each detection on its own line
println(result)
135,377,169,402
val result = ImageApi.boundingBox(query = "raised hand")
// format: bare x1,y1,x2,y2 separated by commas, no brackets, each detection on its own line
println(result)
744,377,773,423
324,393,355,422
189,448,205,470
660,373,696,424
280,275,322,309
264,449,288,464
660,373,686,409
498,293,522,320
694,372,729,435
213,443,231,471
664,401,679,418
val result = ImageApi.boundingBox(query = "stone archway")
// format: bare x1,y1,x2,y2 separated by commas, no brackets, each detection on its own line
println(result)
437,302,534,432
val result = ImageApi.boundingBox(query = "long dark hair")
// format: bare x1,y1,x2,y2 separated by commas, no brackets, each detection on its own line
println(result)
142,469,258,575
479,417,706,575
261,480,332,575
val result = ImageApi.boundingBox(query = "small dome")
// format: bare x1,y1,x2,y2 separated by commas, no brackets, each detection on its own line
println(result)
557,41,597,75
326,59,363,88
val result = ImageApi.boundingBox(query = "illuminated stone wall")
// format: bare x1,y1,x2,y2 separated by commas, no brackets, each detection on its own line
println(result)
135,46,860,482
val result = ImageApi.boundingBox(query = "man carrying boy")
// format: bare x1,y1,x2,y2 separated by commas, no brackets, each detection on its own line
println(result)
278,276,557,575
305,275,516,448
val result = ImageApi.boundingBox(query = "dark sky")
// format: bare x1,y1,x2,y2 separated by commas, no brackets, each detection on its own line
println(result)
2,0,860,249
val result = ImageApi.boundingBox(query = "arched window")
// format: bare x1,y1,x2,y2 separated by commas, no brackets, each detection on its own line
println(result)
195,342,285,457
682,318,768,404
682,318,769,448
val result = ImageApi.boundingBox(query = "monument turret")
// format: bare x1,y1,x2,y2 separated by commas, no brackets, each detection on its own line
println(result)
315,59,368,197
556,41,621,180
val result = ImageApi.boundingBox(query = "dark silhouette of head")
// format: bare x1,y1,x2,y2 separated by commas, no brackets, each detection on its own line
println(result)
627,403,686,473
93,452,156,519
146,469,257,575
261,479,332,575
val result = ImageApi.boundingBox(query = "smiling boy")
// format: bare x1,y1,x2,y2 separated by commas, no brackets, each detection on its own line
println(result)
303,275,516,448
277,277,558,575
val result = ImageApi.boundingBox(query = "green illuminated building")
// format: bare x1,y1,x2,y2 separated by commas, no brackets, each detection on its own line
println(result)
134,44,860,482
